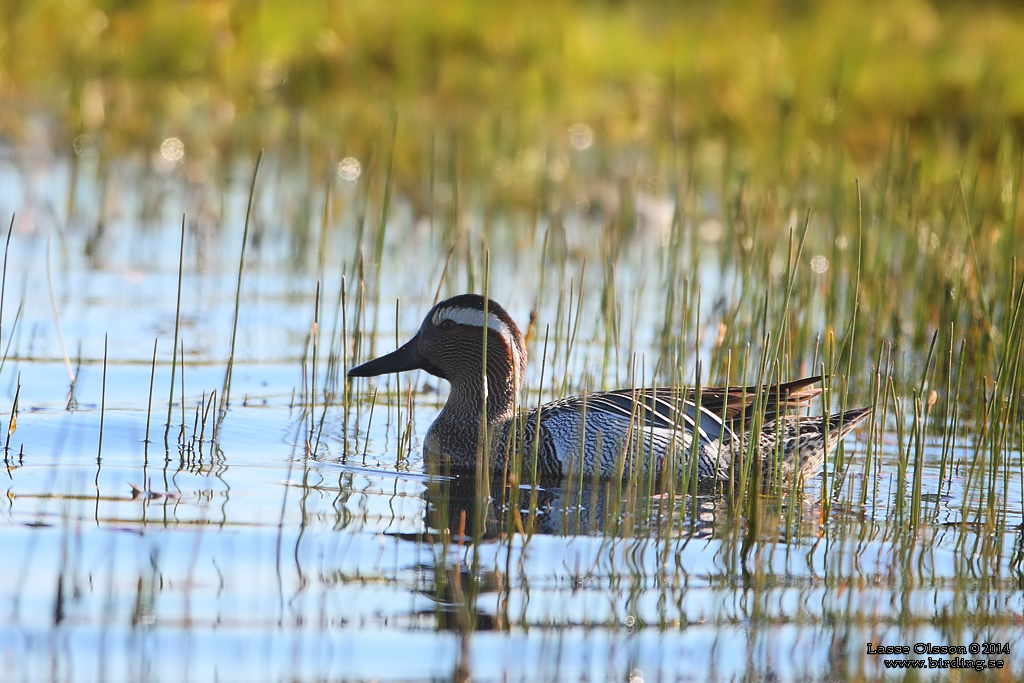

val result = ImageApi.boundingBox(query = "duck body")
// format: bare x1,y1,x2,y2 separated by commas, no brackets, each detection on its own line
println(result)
493,389,719,480
349,294,870,484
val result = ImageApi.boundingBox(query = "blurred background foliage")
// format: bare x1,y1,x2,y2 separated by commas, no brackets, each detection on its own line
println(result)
2,0,1023,193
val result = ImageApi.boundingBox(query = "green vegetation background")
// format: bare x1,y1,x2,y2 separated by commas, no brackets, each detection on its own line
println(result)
3,0,1023,183
3,0,1024,401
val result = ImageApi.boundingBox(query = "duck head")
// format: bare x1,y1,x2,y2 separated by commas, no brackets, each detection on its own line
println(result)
348,294,528,409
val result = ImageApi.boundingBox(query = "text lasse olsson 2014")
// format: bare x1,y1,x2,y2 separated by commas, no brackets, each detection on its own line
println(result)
866,642,1010,656
865,642,1010,671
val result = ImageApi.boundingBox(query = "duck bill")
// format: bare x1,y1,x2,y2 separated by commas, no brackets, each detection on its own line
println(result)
348,337,428,377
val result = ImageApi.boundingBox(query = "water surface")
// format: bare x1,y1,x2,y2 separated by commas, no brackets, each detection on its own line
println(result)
1,148,1022,682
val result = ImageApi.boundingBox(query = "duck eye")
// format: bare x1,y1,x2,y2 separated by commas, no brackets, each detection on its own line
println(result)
439,319,456,329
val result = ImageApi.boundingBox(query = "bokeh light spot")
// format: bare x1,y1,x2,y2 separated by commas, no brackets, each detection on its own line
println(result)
568,123,594,151
160,137,185,162
337,157,362,182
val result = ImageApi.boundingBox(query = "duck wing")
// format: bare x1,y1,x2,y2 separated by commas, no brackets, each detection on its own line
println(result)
674,375,823,422
532,376,824,442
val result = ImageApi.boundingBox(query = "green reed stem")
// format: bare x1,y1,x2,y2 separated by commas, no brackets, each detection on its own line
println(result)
4,378,19,476
145,338,157,454
97,333,107,476
309,281,321,456
222,150,262,409
165,214,185,440
0,215,12,347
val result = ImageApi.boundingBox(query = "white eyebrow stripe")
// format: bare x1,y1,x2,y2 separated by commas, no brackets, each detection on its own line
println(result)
433,305,522,374
432,306,510,337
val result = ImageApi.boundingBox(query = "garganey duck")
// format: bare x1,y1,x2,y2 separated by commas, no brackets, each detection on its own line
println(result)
348,294,871,484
